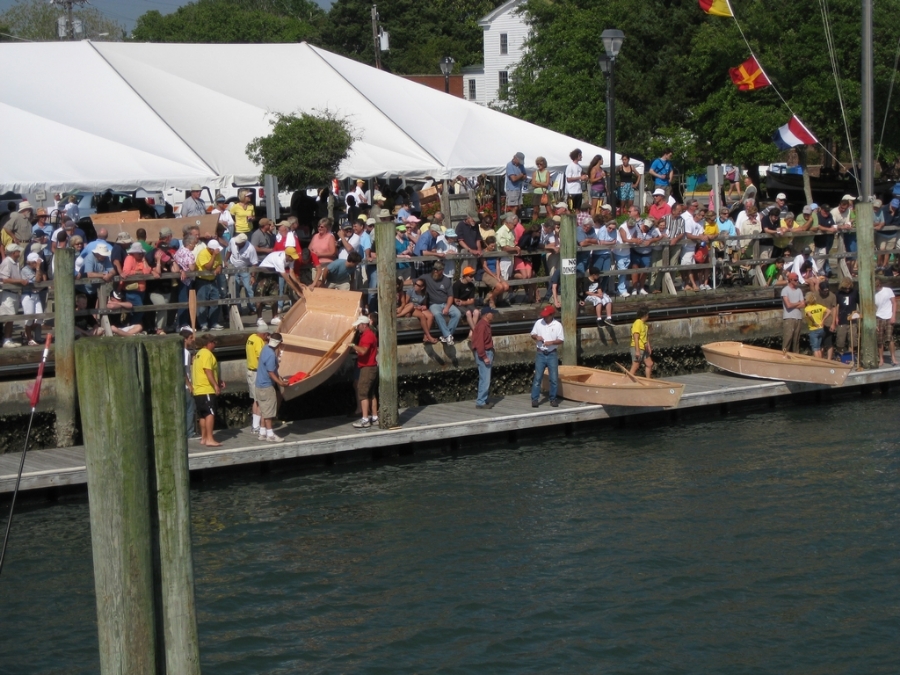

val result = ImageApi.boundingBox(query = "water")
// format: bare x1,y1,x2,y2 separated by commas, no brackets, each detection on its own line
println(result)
1,398,899,674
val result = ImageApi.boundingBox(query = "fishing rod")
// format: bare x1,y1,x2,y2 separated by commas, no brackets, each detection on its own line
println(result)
0,333,52,577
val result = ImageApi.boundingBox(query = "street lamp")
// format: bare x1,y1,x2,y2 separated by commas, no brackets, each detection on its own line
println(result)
440,56,455,94
599,29,624,213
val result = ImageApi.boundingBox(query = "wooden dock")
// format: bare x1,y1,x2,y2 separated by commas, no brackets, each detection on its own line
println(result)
2,365,899,495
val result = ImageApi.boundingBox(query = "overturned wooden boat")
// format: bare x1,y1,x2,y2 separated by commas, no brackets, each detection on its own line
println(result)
277,288,362,401
543,365,685,408
702,341,851,386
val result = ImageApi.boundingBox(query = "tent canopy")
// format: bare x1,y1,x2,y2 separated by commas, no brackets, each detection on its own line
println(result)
1,41,640,193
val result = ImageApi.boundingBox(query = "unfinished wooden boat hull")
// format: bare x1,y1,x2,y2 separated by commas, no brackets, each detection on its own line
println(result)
702,341,851,386
543,365,684,408
276,287,362,401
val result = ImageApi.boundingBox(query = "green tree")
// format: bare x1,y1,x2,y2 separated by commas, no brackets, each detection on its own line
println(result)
132,0,324,43
246,111,357,190
0,0,124,41
324,0,497,74
509,0,900,172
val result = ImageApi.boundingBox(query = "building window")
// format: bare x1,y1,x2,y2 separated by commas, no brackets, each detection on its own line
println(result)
468,79,476,100
500,33,508,55
499,71,509,97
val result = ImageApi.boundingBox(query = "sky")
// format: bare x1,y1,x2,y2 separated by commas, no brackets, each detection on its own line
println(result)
0,0,332,33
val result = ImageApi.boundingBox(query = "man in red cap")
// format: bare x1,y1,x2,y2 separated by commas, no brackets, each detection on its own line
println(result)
781,272,806,353
530,305,565,407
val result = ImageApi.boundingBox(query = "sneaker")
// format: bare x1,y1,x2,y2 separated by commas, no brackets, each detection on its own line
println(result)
446,336,455,346
210,324,224,331
270,316,282,325
265,434,284,443
352,418,371,429
532,399,539,408
638,288,649,296
550,399,560,408
258,432,267,442
256,318,268,328
476,402,495,409
439,336,448,343
603,318,615,327
249,427,260,435
199,324,209,331
369,415,379,424
2,340,19,349
619,290,630,298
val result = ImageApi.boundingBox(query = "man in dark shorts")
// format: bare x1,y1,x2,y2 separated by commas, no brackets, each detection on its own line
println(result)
191,334,225,446
350,316,378,428
834,277,859,360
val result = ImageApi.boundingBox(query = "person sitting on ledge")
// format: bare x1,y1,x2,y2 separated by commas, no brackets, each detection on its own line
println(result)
580,266,614,328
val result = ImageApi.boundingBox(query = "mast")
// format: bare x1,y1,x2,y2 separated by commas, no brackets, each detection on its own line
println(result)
857,0,877,368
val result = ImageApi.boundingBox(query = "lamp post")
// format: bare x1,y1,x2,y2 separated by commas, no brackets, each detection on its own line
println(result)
440,56,455,94
599,29,624,214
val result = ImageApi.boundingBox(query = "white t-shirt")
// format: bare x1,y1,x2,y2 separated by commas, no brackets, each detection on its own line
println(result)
64,202,79,222
260,251,287,274
874,286,895,320
212,207,235,233
565,162,583,195
682,219,704,253
531,318,564,352
338,232,361,260
229,240,259,268
789,254,818,277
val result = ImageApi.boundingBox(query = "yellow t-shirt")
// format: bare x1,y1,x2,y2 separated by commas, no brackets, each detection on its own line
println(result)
192,348,218,396
805,303,827,331
630,318,649,350
246,333,265,370
195,247,218,281
229,203,255,234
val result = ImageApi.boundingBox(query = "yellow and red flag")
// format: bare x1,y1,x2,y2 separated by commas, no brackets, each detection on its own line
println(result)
729,56,771,91
699,0,732,17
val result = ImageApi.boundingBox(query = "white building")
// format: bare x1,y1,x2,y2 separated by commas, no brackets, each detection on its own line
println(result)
463,0,529,107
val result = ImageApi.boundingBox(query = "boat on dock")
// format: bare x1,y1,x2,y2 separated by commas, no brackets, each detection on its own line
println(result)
702,341,851,386
545,365,685,408
276,288,362,401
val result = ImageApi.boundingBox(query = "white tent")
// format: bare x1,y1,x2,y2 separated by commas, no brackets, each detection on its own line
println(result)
1,41,640,193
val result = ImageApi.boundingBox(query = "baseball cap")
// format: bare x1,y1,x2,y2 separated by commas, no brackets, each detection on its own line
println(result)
787,272,799,281
232,233,248,245
554,202,568,210
515,151,525,161
26,252,42,264
5,243,21,254
206,240,222,251
215,196,226,203
776,192,787,200
352,315,370,327
284,246,299,260
396,225,407,232
268,333,283,348
841,194,856,202
802,205,812,214
540,305,556,318
601,204,613,211
462,266,476,276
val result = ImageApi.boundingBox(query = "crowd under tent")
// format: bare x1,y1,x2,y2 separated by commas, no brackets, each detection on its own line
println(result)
1,41,641,194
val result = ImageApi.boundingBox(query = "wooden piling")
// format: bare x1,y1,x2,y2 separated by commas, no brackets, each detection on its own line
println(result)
76,338,158,674
53,248,77,447
143,338,201,675
376,221,398,427
559,214,578,365
855,203,878,369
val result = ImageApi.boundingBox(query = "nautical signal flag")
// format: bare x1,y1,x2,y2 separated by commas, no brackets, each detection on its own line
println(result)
699,0,732,17
729,56,771,91
773,115,819,150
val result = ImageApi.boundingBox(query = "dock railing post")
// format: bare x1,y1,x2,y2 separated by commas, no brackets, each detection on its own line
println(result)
53,247,77,447
375,220,398,427
855,203,878,369
76,338,158,674
559,213,578,365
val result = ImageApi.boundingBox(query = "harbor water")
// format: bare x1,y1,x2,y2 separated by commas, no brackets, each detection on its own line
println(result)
1,396,898,674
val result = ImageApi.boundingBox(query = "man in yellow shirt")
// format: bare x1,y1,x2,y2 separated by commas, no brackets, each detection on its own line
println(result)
192,334,225,447
194,239,224,330
629,304,653,378
245,324,270,436
229,190,256,234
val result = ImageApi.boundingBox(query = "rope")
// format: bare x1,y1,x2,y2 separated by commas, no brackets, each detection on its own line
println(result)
726,0,853,178
876,35,900,164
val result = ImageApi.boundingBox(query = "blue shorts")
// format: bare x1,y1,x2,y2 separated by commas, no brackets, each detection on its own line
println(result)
590,186,606,199
633,253,652,269
808,328,824,351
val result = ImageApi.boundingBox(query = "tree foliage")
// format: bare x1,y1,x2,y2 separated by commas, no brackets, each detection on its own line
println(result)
321,0,497,74
510,0,900,171
0,0,124,41
132,0,323,43
246,111,357,191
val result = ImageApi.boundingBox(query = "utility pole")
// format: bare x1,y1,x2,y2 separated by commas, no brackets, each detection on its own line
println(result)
858,0,877,368
371,5,382,70
51,0,87,41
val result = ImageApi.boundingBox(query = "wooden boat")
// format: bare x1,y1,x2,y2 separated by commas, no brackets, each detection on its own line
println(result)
276,287,362,401
543,365,685,408
702,341,851,386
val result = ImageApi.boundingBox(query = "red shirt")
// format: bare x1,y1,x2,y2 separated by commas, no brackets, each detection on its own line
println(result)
649,202,672,219
356,327,377,367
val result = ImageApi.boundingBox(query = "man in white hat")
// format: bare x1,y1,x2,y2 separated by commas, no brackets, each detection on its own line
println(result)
774,192,789,217
79,242,115,299
245,322,270,436
228,232,258,313
4,201,34,247
255,332,290,442
648,188,672,219
0,244,26,347
181,185,207,217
